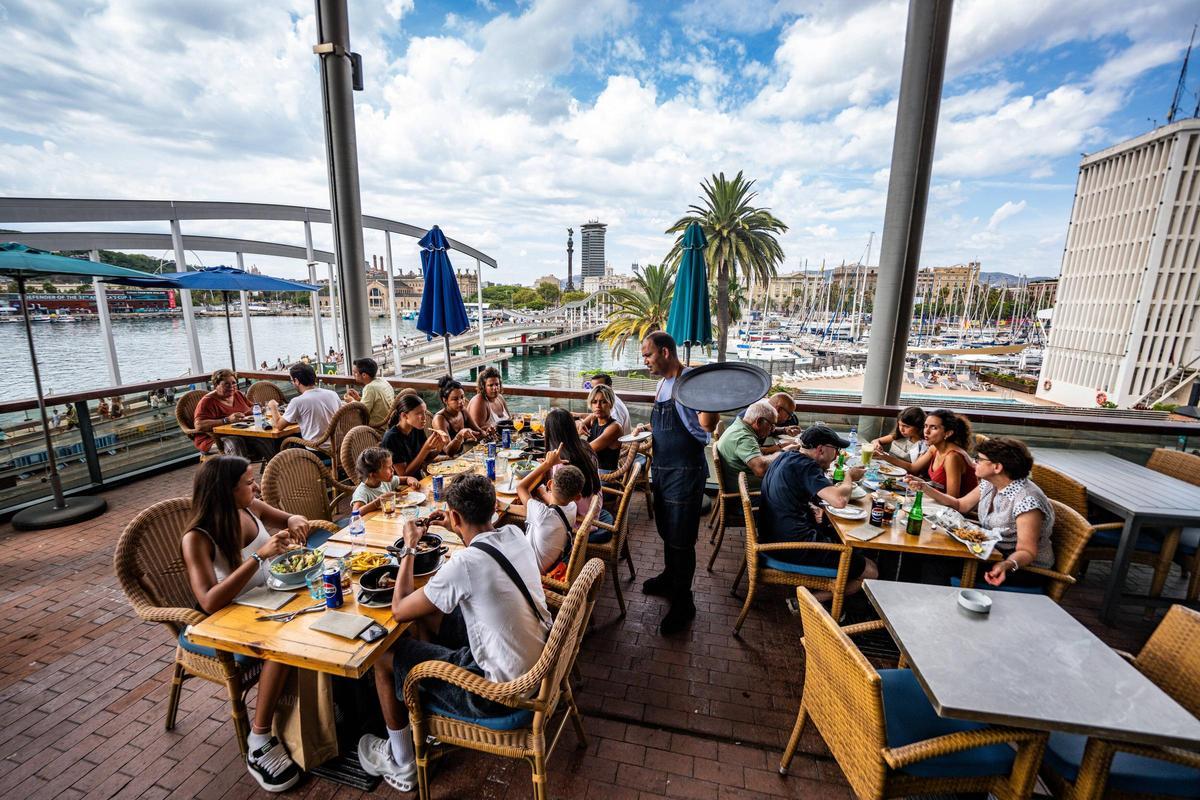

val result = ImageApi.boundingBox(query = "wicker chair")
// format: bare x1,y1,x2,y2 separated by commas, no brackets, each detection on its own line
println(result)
338,424,382,483
261,448,353,523
174,389,215,457
706,445,759,572
246,380,285,407
635,438,654,519
1033,462,1179,600
731,472,854,634
281,400,368,468
405,559,607,800
599,441,638,489
113,497,261,756
1145,448,1200,604
780,587,1047,799
1040,604,1200,799
584,460,642,618
541,495,603,601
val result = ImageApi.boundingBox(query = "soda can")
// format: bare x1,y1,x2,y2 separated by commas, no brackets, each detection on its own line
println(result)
502,428,512,449
485,457,496,480
869,499,885,527
487,442,498,460
323,565,344,609
432,474,444,501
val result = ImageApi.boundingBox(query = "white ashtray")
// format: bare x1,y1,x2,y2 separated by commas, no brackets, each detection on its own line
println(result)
957,589,992,614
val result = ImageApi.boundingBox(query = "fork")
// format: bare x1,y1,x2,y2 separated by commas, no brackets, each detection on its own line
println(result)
257,603,325,622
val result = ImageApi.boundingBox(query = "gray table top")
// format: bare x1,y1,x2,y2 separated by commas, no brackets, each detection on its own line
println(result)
1030,448,1200,520
864,580,1200,749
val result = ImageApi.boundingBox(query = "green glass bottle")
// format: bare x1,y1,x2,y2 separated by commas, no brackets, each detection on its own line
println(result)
832,450,845,482
906,490,924,536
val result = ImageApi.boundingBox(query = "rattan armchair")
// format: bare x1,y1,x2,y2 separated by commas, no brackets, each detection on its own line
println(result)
246,380,285,407
174,389,214,457
1040,604,1200,799
1146,448,1200,604
599,441,637,488
404,559,607,800
541,495,602,601
261,448,353,523
731,472,853,634
585,460,642,618
635,438,654,518
338,424,382,483
780,587,1047,799
1033,462,1178,600
281,400,368,467
114,497,261,756
706,445,759,572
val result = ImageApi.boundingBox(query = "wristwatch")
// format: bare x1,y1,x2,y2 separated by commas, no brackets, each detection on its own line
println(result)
251,552,265,566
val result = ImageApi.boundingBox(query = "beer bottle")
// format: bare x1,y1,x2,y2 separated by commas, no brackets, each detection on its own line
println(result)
906,490,924,536
832,450,845,482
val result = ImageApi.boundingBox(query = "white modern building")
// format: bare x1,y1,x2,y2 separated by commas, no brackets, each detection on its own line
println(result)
580,221,607,279
1037,119,1200,409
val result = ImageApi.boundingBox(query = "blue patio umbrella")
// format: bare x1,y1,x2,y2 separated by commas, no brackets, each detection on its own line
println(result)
666,221,713,365
123,265,319,370
0,243,169,530
416,226,471,374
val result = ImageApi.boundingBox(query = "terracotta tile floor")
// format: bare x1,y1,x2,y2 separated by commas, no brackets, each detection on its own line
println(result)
0,464,1176,799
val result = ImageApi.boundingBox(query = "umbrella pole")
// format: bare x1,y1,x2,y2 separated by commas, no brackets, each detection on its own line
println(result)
17,277,65,509
684,342,692,367
224,291,236,370
443,334,453,375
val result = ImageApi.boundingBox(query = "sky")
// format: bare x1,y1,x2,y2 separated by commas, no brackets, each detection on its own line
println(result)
0,0,1197,284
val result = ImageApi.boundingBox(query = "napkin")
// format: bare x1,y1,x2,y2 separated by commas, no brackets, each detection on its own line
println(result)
843,524,883,542
310,610,375,639
234,586,293,610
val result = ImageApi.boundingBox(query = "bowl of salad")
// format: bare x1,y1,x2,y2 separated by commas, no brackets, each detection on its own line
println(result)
265,547,325,588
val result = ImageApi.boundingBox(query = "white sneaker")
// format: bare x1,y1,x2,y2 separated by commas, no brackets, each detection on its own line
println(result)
357,734,417,792
247,736,301,793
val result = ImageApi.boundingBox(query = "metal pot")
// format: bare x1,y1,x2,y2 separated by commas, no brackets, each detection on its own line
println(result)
387,532,448,575
358,564,398,603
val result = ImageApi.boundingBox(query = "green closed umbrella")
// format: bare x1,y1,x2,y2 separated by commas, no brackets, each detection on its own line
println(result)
0,243,162,530
666,221,713,365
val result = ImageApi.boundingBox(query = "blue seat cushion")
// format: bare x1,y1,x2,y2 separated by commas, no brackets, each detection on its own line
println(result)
1091,527,1164,553
1044,732,1200,797
949,576,1043,595
879,669,1016,778
307,527,334,548
1177,528,1198,556
179,629,256,665
423,700,533,731
759,554,837,578
588,528,613,544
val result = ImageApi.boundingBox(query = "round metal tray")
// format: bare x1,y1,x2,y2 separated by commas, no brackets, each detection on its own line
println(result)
671,362,772,413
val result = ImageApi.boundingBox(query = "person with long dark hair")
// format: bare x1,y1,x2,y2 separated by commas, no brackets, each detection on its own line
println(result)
180,456,314,792
871,406,927,463
432,375,486,441
381,393,461,477
880,409,977,497
542,407,613,525
467,366,509,431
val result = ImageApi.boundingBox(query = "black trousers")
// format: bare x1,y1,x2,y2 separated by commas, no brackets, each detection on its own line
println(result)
652,466,707,603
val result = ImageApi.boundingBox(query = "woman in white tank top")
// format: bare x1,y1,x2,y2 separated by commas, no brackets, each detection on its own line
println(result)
180,456,316,792
467,366,510,432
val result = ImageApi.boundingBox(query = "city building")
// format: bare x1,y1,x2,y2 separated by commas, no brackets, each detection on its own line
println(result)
535,274,561,289
580,221,607,279
1024,278,1058,310
1038,119,1200,408
318,268,478,314
915,261,980,296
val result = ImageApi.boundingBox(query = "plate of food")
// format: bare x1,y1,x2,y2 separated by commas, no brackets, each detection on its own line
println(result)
824,504,868,520
850,484,869,500
397,491,426,508
343,550,392,574
426,459,473,479
497,448,524,459
495,474,521,495
266,547,325,588
618,430,653,443
929,508,1001,559
877,464,908,477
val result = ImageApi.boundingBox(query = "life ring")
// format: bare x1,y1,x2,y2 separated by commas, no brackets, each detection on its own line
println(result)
1043,379,1052,391
1096,391,1108,406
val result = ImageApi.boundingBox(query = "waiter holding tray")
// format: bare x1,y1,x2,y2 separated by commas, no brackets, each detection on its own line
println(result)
637,332,720,634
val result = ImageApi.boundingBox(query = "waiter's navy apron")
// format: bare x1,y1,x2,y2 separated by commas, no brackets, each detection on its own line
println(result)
651,393,707,600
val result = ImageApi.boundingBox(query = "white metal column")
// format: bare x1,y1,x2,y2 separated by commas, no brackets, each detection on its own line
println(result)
169,217,203,374
475,257,486,359
304,219,325,361
89,249,121,386
327,262,341,363
385,231,401,376
236,252,256,369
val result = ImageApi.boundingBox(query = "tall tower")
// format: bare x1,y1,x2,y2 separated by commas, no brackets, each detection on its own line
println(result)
580,221,607,279
566,228,575,291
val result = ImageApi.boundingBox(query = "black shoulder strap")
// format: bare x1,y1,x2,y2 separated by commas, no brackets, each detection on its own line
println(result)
470,540,550,628
549,505,574,564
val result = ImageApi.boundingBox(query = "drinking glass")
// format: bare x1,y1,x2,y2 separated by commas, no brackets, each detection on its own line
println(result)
513,417,525,433
306,572,324,601
860,445,873,466
381,492,396,518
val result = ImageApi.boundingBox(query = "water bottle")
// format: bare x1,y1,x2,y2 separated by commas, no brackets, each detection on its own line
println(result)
848,426,858,452
252,403,264,428
349,510,365,551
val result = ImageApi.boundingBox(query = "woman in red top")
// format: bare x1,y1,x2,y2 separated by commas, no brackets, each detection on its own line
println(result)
886,408,977,498
193,369,269,459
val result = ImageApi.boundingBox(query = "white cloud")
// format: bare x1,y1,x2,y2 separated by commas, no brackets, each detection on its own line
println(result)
987,200,1027,230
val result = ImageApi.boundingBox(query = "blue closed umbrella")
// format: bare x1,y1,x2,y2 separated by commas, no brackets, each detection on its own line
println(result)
416,226,471,374
123,265,319,370
667,221,713,365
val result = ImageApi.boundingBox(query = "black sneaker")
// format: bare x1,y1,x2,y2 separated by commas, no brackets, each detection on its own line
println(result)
642,572,671,597
247,736,301,793
659,598,696,635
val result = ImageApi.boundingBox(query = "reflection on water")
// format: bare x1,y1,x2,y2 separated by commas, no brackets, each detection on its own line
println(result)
0,314,641,401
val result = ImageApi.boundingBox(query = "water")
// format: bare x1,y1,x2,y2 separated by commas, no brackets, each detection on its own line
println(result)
0,314,643,401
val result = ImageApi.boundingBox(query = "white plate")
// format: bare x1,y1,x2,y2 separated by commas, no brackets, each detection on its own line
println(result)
850,485,869,500
877,464,908,477
497,449,524,459
618,431,652,443
495,476,520,495
824,505,868,520
397,491,426,508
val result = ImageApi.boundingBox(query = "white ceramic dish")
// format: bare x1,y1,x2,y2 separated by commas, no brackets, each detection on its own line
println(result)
825,505,868,520
877,464,908,477
618,431,652,443
957,589,992,614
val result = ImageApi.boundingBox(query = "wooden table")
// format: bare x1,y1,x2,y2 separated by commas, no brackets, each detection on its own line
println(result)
823,486,998,587
864,580,1200,749
212,420,298,439
1031,448,1200,625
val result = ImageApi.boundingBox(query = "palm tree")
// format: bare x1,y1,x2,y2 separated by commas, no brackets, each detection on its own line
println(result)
666,171,788,361
598,262,677,357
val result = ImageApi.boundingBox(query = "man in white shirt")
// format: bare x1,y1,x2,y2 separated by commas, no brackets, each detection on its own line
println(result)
590,373,631,434
266,362,340,441
358,474,550,792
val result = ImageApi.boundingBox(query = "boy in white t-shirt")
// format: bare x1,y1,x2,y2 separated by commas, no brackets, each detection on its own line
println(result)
512,448,584,574
358,474,551,792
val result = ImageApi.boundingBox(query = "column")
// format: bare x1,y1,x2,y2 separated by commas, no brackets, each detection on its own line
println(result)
475,257,486,362
304,218,325,361
170,217,204,374
236,252,256,369
89,249,121,386
327,262,341,365
385,231,401,376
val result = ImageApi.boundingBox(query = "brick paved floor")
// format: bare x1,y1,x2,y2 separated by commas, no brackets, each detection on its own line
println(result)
0,464,1179,799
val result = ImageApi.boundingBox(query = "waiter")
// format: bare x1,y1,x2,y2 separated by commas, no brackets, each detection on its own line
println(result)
638,332,718,635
